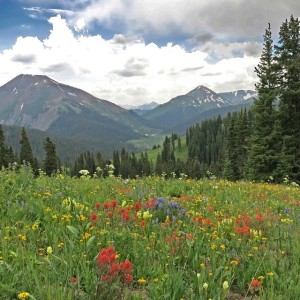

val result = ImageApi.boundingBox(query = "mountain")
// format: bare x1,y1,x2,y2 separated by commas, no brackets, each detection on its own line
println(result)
0,74,257,156
2,124,94,163
219,90,257,105
122,101,159,111
142,85,233,131
0,74,158,155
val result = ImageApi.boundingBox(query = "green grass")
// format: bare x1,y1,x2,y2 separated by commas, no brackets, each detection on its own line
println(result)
135,136,188,163
1,167,300,299
127,133,166,151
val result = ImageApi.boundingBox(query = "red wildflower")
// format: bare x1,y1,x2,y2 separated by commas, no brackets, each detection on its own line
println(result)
255,212,264,222
123,273,133,284
234,225,250,236
90,212,98,222
110,199,117,208
236,215,252,226
97,247,117,268
142,198,155,208
97,247,133,285
103,202,111,209
109,263,121,278
120,260,132,273
250,278,262,288
134,202,141,212
121,212,130,221
95,202,101,210
70,277,78,283
102,274,111,282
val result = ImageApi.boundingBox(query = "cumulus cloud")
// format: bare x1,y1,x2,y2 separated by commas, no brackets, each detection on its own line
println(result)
0,14,259,106
67,0,300,42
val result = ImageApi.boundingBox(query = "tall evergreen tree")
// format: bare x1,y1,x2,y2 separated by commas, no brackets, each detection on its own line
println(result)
19,127,37,170
113,151,121,176
274,15,300,181
223,113,239,180
43,137,60,176
247,23,279,181
0,125,7,168
0,125,16,168
155,152,162,175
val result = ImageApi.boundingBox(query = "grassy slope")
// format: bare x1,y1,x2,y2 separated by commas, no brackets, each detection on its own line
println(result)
137,136,188,163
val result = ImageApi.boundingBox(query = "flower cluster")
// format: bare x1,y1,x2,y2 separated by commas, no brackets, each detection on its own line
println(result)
146,196,187,223
97,247,133,284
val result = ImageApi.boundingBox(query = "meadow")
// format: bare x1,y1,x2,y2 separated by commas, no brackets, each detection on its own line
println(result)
1,167,300,299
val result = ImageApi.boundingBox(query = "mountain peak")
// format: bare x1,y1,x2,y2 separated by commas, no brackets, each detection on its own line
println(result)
193,84,210,91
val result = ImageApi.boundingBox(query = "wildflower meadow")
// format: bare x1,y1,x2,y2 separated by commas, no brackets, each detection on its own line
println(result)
1,167,300,299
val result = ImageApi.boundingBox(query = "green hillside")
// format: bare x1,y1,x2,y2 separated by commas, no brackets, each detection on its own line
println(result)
137,136,188,164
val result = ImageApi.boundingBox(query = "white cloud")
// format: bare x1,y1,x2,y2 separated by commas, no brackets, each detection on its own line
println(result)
69,0,300,41
0,14,259,106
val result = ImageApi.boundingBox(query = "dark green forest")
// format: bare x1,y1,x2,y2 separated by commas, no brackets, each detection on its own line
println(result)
0,16,299,183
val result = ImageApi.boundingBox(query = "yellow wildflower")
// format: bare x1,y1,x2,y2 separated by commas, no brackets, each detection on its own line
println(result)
210,244,217,250
79,215,87,221
82,232,91,240
17,292,30,299
143,210,152,220
47,246,53,254
18,234,27,241
138,277,147,284
223,281,229,290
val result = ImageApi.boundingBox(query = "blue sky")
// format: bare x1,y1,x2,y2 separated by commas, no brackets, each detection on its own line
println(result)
0,0,299,105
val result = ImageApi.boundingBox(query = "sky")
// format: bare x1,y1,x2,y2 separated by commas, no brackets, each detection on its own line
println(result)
0,1,299,106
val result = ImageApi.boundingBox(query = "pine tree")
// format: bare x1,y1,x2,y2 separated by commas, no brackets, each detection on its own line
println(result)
43,137,60,176
113,151,121,176
223,113,239,180
274,15,300,181
0,125,7,168
177,137,182,151
0,125,16,168
247,23,278,181
155,152,162,175
19,128,37,170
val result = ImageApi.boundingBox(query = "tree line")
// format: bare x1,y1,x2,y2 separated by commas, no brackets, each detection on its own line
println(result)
0,126,60,176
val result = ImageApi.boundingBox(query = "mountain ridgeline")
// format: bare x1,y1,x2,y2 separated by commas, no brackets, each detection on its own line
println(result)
0,74,256,160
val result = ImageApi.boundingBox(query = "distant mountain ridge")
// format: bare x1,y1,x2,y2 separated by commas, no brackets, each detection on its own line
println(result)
121,101,159,111
219,90,257,105
0,74,257,155
142,85,256,132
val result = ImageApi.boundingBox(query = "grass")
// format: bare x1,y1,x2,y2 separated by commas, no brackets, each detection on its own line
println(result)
135,136,188,163
127,134,166,152
1,167,300,299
